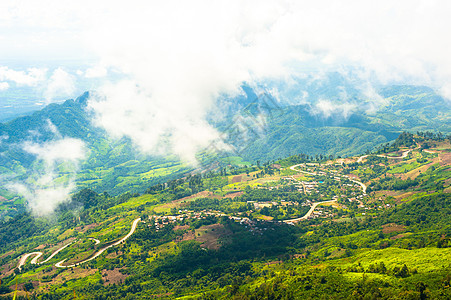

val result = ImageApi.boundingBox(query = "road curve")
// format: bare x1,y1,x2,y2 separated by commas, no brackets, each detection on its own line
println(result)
55,218,141,268
357,149,412,163
17,252,41,271
89,238,100,245
349,178,367,194
289,164,316,175
17,241,75,270
18,218,141,269
283,200,337,223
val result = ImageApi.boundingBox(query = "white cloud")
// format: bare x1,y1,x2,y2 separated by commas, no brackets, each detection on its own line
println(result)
23,137,85,164
2,0,451,162
8,123,86,216
81,0,451,162
0,82,9,91
0,66,46,86
85,66,107,78
312,99,356,119
44,68,75,103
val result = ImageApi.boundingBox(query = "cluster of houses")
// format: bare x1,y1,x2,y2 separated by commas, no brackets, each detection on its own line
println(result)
148,208,285,235
150,210,226,231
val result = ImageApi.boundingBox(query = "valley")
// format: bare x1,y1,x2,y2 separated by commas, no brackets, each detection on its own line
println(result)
2,2,451,299
0,132,449,299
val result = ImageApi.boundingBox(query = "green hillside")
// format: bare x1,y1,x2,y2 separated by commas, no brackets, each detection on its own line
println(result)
0,134,449,299
0,86,449,219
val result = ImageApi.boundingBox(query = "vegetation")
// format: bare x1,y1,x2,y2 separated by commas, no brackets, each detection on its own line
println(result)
0,133,449,299
0,85,450,298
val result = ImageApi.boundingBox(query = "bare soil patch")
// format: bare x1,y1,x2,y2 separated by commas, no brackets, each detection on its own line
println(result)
156,191,217,212
393,191,420,203
258,215,274,221
347,174,362,181
178,191,216,202
102,267,128,286
181,230,195,242
382,223,406,234
223,191,243,199
173,225,190,231
50,268,98,286
439,152,451,166
0,261,15,278
8,281,39,293
401,163,433,180
390,233,406,240
196,223,232,250
232,175,242,183
0,250,14,260
74,223,99,233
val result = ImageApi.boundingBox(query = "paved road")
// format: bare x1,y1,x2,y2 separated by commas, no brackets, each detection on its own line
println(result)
289,164,316,175
290,163,366,194
286,160,370,223
17,252,42,271
17,241,75,270
89,238,100,245
55,218,141,268
357,149,412,163
283,199,337,223
423,149,436,154
349,178,367,194
18,218,141,269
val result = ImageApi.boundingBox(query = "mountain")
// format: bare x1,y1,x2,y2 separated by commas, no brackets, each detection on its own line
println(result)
0,85,449,218
226,85,450,162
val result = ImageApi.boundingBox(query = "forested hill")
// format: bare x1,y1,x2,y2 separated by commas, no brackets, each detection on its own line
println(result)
0,85,449,213
224,85,450,161
0,133,449,299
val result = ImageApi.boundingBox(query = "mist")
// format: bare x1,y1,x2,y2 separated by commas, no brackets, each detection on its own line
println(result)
8,122,86,216
2,0,451,164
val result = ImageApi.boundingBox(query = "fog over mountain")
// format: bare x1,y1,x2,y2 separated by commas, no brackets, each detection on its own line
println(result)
1,1,451,216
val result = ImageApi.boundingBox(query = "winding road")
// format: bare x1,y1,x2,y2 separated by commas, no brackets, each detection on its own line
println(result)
286,161,369,223
283,199,337,223
18,218,141,270
357,149,412,163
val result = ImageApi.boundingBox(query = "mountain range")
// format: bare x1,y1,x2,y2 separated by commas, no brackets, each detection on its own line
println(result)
0,85,449,218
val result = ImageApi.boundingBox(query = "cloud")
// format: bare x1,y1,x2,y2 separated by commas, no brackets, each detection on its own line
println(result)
44,68,75,103
88,82,227,164
312,99,356,119
8,122,86,216
0,66,46,86
85,66,107,78
2,0,451,162
0,82,9,91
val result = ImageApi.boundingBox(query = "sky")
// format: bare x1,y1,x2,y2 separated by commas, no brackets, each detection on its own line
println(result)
1,0,451,214
3,0,450,156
